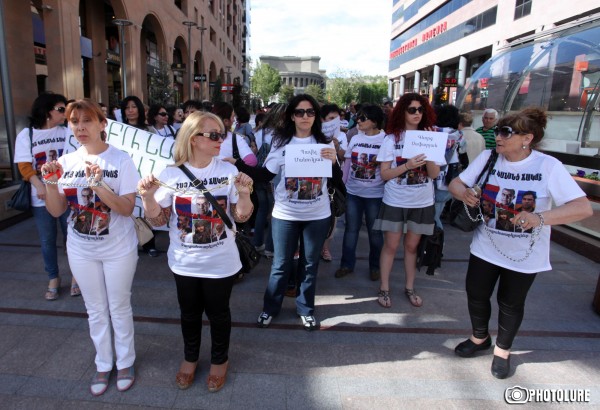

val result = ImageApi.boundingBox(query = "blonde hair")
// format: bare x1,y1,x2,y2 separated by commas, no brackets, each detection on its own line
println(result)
172,111,225,166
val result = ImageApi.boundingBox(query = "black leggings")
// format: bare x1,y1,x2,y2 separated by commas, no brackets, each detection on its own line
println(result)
465,254,537,350
173,273,236,364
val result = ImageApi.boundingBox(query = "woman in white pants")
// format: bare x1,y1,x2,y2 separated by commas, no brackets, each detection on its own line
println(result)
42,99,139,396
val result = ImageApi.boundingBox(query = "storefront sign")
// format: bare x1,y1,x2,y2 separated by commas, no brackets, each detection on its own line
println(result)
106,50,120,65
422,21,447,43
390,38,418,59
442,78,458,87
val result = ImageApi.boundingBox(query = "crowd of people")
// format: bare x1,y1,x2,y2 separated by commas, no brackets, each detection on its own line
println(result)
13,91,592,395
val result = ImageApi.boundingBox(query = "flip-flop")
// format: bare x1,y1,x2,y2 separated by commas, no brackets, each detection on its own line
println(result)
405,288,423,307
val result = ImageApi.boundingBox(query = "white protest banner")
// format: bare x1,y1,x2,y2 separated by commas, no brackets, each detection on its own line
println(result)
402,130,448,164
64,119,175,222
284,144,332,177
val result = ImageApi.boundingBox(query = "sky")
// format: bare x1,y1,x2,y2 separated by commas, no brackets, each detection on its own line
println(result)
248,1,392,77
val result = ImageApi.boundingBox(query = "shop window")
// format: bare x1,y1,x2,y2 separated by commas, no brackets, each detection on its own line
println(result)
514,0,532,20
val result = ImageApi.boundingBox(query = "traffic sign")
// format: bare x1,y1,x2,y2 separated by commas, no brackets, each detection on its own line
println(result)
194,74,207,82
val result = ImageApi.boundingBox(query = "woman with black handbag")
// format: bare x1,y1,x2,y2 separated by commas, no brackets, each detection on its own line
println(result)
137,112,253,392
13,92,78,300
448,107,592,379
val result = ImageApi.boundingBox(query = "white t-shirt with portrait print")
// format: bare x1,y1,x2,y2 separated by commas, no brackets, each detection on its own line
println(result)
264,136,333,221
377,133,436,208
344,131,386,198
154,158,242,278
13,125,70,207
459,149,586,273
57,144,139,259
217,131,253,160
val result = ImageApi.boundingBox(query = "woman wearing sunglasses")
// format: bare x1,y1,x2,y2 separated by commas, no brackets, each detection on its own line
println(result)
448,107,592,379
228,94,338,330
42,99,140,395
373,93,440,308
335,104,386,281
137,112,253,392
13,92,80,300
147,104,176,138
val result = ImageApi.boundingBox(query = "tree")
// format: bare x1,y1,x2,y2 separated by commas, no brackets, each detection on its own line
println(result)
305,84,325,103
148,61,176,106
327,77,357,108
251,62,281,104
278,85,295,103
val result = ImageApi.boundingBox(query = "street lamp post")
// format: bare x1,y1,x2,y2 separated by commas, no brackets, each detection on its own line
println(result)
182,21,197,100
113,19,133,99
197,26,207,101
225,65,232,102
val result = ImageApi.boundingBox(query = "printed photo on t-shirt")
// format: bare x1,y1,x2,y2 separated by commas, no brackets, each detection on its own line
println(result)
394,156,427,185
34,149,63,172
64,187,111,236
175,195,229,245
284,177,324,200
351,152,378,180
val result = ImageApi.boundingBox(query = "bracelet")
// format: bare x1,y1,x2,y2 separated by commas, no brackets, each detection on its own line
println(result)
233,203,254,222
535,212,545,228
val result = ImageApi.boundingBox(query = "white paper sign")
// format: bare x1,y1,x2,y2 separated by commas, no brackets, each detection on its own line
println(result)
401,130,448,164
284,144,332,177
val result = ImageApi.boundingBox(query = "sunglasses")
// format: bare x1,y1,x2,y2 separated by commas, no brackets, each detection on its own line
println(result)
357,115,370,122
406,106,424,114
53,106,66,113
293,108,316,118
157,112,168,116
196,132,225,141
494,126,529,139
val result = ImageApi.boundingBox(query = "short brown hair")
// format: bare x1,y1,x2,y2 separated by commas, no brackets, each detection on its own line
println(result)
459,112,473,127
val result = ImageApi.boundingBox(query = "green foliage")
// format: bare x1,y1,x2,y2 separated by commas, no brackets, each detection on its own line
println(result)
305,84,325,103
278,85,295,103
251,63,281,104
211,77,224,104
148,61,176,106
326,71,390,107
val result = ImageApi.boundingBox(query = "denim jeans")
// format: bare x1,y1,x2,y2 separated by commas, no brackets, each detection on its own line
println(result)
434,188,452,229
340,193,383,271
263,216,330,316
252,183,274,248
31,206,69,280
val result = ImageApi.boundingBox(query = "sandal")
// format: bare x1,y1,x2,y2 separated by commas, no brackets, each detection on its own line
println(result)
207,361,228,392
116,366,135,392
70,283,82,297
405,288,423,307
90,370,110,396
45,277,61,301
377,290,391,308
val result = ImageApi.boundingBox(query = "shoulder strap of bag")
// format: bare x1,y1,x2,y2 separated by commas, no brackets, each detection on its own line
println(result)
231,132,240,160
475,149,498,188
178,165,235,232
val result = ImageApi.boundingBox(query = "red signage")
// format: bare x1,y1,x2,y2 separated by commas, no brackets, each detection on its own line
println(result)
390,38,418,59
221,84,234,93
442,78,457,87
422,22,447,43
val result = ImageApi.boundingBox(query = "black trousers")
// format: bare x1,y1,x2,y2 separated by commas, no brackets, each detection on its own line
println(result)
173,272,236,364
465,254,537,350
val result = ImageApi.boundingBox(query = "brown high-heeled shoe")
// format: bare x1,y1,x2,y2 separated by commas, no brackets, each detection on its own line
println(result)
175,361,198,390
207,361,228,392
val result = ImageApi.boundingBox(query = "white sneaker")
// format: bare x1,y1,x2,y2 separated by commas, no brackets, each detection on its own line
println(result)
257,312,272,328
299,315,319,331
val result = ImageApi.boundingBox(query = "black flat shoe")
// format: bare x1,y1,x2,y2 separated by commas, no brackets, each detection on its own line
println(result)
491,354,511,379
454,335,492,357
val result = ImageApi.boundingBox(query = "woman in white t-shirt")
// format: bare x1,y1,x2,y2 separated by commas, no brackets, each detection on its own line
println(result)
137,112,253,393
13,93,75,300
373,93,440,309
147,104,176,138
335,104,386,281
42,100,140,396
227,94,338,331
449,108,592,379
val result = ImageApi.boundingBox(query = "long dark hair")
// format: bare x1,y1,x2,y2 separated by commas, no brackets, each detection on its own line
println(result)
272,94,327,148
147,104,167,127
29,92,68,129
385,92,436,138
120,95,146,129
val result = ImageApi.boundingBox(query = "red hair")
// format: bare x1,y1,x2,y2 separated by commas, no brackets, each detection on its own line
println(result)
385,93,436,139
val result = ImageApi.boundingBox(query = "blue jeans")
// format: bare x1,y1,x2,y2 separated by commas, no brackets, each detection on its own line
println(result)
252,183,274,249
340,193,383,271
434,188,452,229
263,216,330,316
31,206,69,280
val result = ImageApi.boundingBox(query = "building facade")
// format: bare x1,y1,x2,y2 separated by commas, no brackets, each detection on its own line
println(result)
260,56,326,95
0,0,249,178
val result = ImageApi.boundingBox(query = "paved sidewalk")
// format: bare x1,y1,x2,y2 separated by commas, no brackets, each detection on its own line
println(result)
0,217,598,409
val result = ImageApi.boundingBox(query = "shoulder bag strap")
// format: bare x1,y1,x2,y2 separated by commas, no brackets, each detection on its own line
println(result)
474,149,497,188
177,165,236,231
231,132,240,160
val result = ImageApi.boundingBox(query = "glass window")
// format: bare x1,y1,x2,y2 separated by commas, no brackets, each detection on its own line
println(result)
514,0,532,20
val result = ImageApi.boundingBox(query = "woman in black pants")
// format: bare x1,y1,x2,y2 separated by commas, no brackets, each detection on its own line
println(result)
448,107,592,379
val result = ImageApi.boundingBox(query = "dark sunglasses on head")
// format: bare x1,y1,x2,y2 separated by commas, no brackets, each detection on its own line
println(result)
494,126,529,139
406,106,424,114
357,115,370,122
53,106,66,113
157,112,168,117
196,132,225,141
293,108,316,118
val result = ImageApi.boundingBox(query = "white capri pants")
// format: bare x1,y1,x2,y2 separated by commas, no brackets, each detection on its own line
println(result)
69,249,138,372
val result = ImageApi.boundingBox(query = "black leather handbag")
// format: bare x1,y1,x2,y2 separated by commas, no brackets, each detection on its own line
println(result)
9,128,34,212
178,165,260,273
